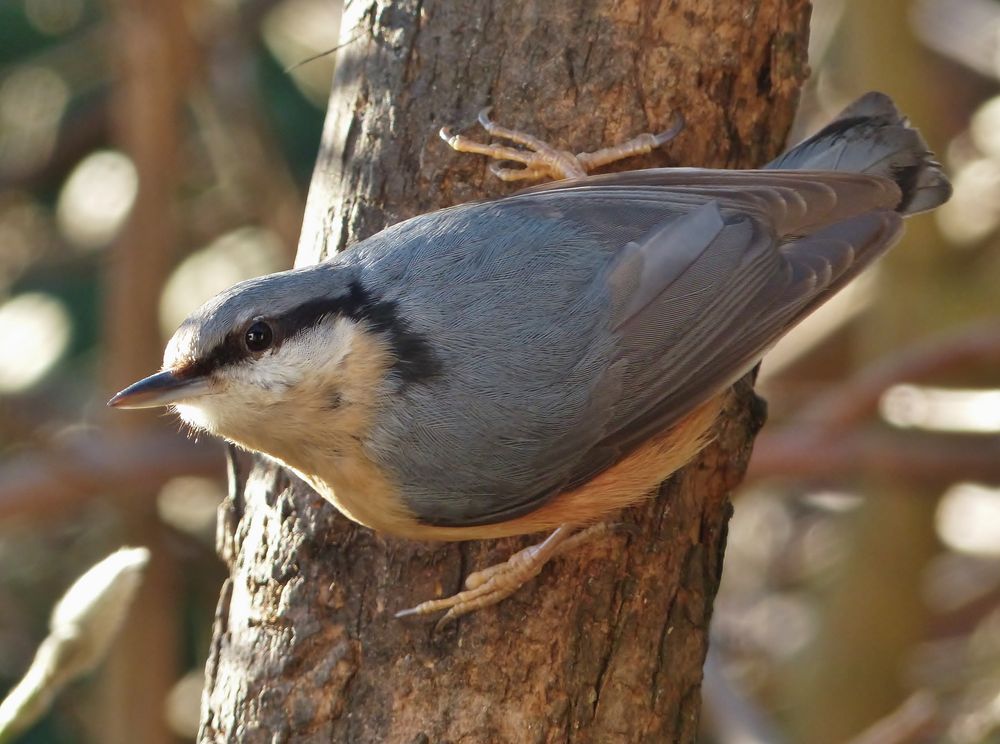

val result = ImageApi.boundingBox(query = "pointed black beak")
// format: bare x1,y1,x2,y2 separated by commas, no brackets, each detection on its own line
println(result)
108,370,211,409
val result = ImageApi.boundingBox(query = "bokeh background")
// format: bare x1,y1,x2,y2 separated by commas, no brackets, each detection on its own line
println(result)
0,0,997,742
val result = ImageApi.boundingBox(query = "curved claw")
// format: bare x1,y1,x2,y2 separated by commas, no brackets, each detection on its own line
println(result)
435,609,460,632
653,111,685,146
439,126,459,146
477,106,495,131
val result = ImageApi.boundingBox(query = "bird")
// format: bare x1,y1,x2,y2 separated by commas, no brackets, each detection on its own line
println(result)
109,92,951,625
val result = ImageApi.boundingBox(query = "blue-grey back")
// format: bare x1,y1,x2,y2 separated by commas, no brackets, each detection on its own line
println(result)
344,201,632,523
310,92,950,528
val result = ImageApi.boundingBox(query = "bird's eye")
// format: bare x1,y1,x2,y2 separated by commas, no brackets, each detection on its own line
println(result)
244,321,273,352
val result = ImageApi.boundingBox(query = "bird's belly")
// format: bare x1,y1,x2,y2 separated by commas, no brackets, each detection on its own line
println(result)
299,394,723,542
421,393,725,540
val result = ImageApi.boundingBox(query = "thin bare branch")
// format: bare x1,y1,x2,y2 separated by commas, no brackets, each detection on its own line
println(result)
0,431,223,522
748,427,1000,484
843,692,940,744
790,321,1000,437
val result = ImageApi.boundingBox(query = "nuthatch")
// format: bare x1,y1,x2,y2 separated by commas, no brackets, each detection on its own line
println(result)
110,93,951,624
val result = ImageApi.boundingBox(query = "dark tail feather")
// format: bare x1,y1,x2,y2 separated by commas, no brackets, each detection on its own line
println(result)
766,92,952,216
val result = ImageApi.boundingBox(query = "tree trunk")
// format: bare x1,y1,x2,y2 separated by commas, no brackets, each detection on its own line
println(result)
199,2,810,742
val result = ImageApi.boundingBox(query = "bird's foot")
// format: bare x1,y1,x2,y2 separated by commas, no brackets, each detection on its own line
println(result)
440,108,683,182
395,523,614,629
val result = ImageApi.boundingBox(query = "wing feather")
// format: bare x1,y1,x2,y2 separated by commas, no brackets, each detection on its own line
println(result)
378,169,905,527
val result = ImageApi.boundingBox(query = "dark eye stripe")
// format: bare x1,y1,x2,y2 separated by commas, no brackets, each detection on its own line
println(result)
175,333,245,379
185,281,440,384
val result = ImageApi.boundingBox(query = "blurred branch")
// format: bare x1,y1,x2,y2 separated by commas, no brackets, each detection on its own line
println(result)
789,321,1000,437
702,651,788,744
0,548,150,744
98,0,197,738
0,431,223,522
843,691,940,744
911,0,1000,80
930,580,1000,638
750,322,1000,484
0,94,110,192
748,427,1000,484
0,0,284,194
194,0,308,256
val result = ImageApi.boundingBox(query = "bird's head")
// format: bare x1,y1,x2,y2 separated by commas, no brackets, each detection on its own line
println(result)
108,265,426,469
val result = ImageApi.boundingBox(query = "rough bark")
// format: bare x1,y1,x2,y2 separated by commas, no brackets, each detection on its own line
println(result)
199,1,810,742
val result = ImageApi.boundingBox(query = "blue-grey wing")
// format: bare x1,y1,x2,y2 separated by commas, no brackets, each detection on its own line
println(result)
359,169,902,527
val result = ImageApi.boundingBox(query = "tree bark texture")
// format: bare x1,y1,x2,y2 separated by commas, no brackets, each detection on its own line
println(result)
200,2,810,742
